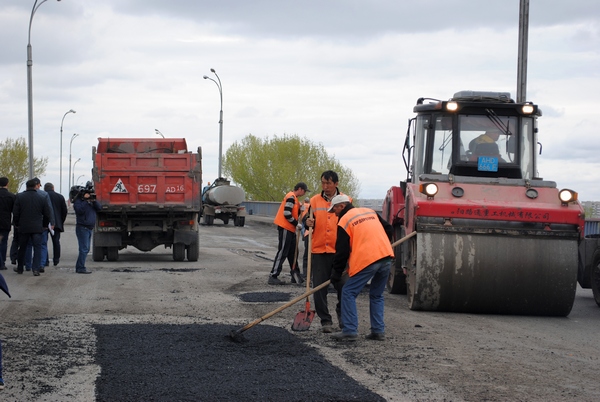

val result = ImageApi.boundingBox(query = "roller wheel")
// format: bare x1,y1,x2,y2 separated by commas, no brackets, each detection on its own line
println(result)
591,252,600,307
187,241,199,262
92,246,105,262
107,247,119,261
173,243,185,261
204,214,214,226
236,216,245,227
387,226,407,294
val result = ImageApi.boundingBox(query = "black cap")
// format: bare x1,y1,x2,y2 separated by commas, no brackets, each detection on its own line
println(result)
295,182,310,192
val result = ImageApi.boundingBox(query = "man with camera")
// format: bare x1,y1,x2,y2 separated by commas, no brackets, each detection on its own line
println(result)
73,183,101,274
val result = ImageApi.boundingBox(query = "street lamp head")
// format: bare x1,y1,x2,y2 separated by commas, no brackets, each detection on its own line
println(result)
210,68,216,73
70,109,76,113
203,75,209,79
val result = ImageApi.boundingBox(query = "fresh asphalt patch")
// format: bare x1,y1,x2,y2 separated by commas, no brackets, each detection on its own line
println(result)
94,323,385,402
238,291,292,303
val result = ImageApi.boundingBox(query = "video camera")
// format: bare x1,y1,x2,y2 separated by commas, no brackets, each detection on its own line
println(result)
69,181,96,203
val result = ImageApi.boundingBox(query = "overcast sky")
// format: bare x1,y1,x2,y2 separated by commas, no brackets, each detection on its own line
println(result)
1,0,598,201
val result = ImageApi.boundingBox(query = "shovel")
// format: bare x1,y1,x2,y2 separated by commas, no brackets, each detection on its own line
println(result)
292,210,315,331
229,279,331,343
290,227,304,285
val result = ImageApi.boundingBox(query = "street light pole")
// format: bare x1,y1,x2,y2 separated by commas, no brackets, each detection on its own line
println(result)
203,68,223,178
155,129,165,138
27,0,62,179
60,109,76,194
72,158,81,190
68,133,79,192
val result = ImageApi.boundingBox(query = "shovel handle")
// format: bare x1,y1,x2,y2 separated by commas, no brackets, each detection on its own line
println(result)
391,230,417,249
305,209,313,295
238,280,331,334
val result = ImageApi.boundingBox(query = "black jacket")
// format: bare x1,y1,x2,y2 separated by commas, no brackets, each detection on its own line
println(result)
13,189,54,234
0,188,15,231
47,190,68,232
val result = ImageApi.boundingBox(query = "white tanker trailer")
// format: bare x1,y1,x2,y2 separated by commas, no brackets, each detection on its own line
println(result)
201,177,246,226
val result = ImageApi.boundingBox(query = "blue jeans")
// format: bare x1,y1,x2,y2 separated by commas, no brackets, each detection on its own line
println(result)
340,258,391,335
75,225,92,271
40,229,49,268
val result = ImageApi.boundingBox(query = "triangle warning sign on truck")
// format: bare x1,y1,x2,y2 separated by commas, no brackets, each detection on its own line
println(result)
112,179,128,193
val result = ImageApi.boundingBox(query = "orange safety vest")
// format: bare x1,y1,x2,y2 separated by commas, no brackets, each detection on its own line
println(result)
337,207,394,277
273,191,300,232
310,192,351,254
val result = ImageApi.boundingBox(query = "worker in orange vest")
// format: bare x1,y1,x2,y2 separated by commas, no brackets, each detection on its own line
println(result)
328,194,394,342
268,182,309,285
304,170,350,333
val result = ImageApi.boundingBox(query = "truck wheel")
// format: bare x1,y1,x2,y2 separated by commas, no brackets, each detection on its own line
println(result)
591,252,600,307
236,216,245,227
204,214,214,226
92,246,105,262
173,243,185,261
387,226,407,294
107,247,119,261
187,242,199,262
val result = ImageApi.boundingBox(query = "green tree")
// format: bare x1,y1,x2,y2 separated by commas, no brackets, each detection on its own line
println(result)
0,137,48,193
222,134,361,201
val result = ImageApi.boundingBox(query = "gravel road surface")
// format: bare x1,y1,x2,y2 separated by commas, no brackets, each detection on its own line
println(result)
0,214,599,401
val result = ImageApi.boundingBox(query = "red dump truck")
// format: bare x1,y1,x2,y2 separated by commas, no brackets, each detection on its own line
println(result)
91,138,202,262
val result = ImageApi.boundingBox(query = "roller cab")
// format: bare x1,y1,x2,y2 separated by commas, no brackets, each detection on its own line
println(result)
385,91,584,316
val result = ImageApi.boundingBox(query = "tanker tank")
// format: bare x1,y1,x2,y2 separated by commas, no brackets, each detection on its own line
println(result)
201,178,246,226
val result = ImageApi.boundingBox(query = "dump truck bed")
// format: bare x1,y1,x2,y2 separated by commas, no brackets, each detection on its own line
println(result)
93,138,202,211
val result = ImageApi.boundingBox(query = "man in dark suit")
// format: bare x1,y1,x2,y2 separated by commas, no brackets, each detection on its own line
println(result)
12,179,54,276
44,183,68,267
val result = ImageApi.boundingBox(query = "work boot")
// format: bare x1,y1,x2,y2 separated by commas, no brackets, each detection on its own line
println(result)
331,332,358,341
268,276,285,285
321,323,334,333
365,332,385,341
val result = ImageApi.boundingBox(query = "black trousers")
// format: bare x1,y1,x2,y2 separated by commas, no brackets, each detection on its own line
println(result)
269,227,297,278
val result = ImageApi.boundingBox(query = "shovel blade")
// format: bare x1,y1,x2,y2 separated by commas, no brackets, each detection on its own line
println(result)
290,269,304,285
291,309,315,331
